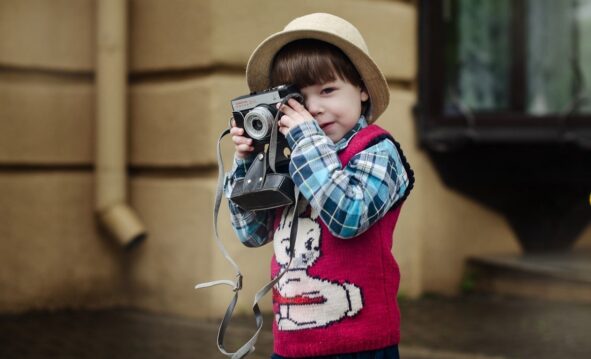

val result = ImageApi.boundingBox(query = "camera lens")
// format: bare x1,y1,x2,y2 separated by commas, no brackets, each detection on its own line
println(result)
244,106,275,140
252,119,263,131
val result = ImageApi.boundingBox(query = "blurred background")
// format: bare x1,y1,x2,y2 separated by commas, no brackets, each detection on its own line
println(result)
0,0,590,358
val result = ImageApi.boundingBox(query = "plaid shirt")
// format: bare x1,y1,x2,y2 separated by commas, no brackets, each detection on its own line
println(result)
224,117,410,247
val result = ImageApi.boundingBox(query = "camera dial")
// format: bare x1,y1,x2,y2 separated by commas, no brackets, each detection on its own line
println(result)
244,106,276,140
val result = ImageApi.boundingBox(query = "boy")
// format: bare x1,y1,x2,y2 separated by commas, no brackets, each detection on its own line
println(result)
225,13,413,358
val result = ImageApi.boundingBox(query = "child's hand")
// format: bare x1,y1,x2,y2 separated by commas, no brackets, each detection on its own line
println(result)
277,98,315,136
230,119,254,159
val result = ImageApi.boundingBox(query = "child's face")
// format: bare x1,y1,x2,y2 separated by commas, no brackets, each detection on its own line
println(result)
299,78,369,143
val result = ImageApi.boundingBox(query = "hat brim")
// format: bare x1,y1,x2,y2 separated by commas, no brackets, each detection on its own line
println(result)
246,29,389,123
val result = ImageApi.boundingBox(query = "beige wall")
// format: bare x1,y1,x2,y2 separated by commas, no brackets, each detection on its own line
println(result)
0,0,535,318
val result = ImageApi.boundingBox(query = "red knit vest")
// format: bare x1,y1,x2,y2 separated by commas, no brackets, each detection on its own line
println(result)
270,125,403,357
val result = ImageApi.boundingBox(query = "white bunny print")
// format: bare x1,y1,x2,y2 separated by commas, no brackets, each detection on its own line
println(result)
273,205,364,331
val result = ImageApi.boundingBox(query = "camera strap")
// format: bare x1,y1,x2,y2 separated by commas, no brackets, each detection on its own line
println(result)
196,124,301,359
242,152,268,192
268,92,303,173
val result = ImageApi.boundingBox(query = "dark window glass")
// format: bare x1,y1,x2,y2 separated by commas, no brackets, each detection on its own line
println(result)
443,0,591,117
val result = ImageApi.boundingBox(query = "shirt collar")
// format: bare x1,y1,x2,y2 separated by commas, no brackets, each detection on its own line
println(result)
334,116,368,151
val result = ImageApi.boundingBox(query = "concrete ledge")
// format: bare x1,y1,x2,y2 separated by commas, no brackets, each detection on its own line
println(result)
467,251,591,303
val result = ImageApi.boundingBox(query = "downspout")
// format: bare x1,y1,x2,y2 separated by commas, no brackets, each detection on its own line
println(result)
95,0,147,247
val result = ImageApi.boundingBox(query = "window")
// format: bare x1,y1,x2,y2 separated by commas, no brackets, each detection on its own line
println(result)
418,0,591,150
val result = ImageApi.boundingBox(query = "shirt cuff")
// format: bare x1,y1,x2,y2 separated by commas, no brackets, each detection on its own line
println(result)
224,155,253,198
232,154,253,178
286,120,324,148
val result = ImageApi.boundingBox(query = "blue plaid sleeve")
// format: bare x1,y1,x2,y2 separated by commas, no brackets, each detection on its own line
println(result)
286,121,409,239
224,155,275,247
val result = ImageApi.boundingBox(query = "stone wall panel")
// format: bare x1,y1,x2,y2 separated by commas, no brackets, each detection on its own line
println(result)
130,0,212,72
211,0,415,81
0,0,94,71
0,74,94,164
0,0,426,317
377,87,423,297
0,0,415,82
0,73,248,167
130,74,248,166
0,172,126,312
128,175,274,317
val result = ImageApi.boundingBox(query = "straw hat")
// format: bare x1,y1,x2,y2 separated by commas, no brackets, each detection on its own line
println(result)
246,13,389,123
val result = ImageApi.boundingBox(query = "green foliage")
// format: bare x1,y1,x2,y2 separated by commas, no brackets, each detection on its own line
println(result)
460,270,477,294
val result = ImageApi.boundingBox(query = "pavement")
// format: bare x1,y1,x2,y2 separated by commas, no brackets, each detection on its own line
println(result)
1,294,590,359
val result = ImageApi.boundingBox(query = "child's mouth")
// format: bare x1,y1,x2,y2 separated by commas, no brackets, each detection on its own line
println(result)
320,122,334,130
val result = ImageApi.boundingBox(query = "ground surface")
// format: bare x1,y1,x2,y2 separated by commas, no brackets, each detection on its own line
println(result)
2,295,590,359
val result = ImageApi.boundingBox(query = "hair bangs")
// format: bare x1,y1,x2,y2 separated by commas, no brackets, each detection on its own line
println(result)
271,52,338,88
270,39,364,90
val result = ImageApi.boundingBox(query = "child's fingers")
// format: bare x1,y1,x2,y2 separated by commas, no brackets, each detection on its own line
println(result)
287,98,307,112
236,143,254,152
230,126,245,136
278,106,304,126
235,145,254,159
279,114,295,129
278,102,297,116
232,135,252,146
278,126,289,137
279,100,312,121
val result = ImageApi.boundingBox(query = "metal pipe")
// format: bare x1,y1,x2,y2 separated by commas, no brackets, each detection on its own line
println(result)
96,0,147,247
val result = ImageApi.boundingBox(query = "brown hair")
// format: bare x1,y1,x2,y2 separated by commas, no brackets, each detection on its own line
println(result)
270,39,365,90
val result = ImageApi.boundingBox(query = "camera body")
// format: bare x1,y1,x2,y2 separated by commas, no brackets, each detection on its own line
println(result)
231,84,302,167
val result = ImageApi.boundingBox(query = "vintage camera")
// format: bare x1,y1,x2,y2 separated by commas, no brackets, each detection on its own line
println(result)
231,84,302,168
229,85,302,210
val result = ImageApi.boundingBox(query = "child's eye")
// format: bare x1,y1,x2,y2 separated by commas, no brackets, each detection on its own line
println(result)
321,87,336,94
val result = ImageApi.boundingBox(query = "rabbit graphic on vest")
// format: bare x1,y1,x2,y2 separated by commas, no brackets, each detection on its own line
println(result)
272,205,364,331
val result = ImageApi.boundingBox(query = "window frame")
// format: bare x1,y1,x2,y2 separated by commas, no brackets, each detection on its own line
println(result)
417,0,591,151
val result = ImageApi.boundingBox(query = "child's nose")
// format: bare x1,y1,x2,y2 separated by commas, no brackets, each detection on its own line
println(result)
305,98,322,116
